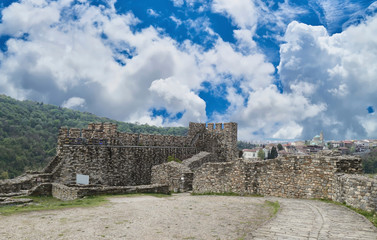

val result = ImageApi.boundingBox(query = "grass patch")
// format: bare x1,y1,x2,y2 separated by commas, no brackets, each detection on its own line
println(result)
319,199,377,227
0,196,108,216
191,192,263,197
0,193,171,216
264,200,280,216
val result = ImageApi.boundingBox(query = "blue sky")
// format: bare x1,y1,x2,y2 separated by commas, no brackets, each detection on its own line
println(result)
0,0,377,140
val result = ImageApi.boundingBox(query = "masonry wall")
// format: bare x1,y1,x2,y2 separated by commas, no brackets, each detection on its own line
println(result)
193,155,362,200
53,145,197,186
52,183,170,201
52,122,237,187
333,174,377,212
151,162,193,192
0,173,52,194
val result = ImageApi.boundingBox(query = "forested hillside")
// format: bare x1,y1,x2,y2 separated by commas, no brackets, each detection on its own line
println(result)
0,95,187,179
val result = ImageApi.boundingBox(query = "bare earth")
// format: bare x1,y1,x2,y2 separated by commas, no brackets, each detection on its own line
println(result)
0,194,376,240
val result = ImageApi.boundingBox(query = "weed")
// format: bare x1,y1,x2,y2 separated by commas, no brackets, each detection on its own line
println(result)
319,199,377,227
264,200,280,216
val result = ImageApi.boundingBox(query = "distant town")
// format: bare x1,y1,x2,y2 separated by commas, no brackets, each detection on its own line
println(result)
241,131,377,160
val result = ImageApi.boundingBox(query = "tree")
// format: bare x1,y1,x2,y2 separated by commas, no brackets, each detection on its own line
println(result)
277,144,283,151
0,171,9,179
257,149,265,160
270,146,278,159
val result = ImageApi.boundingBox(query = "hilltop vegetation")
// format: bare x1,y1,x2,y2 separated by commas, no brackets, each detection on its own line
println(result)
361,148,377,174
0,95,187,179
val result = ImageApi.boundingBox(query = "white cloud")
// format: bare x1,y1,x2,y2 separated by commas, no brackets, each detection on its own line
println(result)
212,0,258,29
171,0,184,7
278,15,377,139
169,15,183,26
1,0,376,141
62,97,86,109
146,9,159,17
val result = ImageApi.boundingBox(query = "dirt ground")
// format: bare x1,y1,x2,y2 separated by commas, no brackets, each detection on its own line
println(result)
0,194,273,240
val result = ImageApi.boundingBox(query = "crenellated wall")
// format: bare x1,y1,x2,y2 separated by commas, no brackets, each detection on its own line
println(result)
187,122,238,162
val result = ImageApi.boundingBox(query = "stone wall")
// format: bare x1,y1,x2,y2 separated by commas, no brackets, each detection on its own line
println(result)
193,155,362,199
151,162,193,192
188,122,238,162
333,174,377,212
52,183,170,201
51,122,237,187
0,173,52,194
193,161,247,194
53,145,197,186
182,151,216,171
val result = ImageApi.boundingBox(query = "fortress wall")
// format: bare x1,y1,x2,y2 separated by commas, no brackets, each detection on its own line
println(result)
188,122,238,162
192,161,247,194
53,145,197,186
193,155,363,200
333,174,377,212
151,162,193,192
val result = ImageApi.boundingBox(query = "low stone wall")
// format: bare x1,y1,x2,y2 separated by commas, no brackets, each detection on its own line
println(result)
52,183,79,200
333,174,377,212
52,183,170,201
182,151,216,171
151,162,193,192
29,183,53,197
193,161,246,194
0,173,52,194
193,155,362,199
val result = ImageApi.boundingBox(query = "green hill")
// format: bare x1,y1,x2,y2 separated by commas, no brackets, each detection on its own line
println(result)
0,94,187,179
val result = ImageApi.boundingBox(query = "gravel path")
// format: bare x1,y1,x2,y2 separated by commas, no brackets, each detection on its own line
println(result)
0,194,376,240
253,197,377,240
0,194,272,240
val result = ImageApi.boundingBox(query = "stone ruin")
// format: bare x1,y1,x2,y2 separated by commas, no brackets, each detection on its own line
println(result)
0,121,376,213
0,122,237,201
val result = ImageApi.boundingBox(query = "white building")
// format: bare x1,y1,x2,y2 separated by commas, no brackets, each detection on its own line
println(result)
242,148,268,160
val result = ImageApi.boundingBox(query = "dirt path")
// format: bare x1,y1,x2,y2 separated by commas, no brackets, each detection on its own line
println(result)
0,194,376,240
0,194,272,240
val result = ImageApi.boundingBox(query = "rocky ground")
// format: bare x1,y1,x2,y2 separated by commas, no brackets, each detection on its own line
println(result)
0,194,376,240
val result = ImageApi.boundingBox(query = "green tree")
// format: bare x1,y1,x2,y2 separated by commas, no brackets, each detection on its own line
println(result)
270,146,278,159
257,149,265,160
277,144,283,151
0,171,9,179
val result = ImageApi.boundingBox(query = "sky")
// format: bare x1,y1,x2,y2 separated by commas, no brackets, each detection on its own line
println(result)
0,0,377,141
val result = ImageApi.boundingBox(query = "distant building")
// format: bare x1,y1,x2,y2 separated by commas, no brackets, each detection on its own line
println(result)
311,131,325,146
242,148,268,160
242,149,258,159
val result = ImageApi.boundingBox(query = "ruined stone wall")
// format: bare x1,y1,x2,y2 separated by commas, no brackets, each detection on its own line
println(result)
151,162,193,192
192,161,247,194
333,174,377,212
0,173,52,194
53,145,197,186
52,183,169,201
193,155,362,200
182,151,216,171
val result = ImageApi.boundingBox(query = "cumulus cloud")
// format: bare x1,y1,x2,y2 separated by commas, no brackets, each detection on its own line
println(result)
278,15,377,139
62,97,86,109
1,0,376,141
